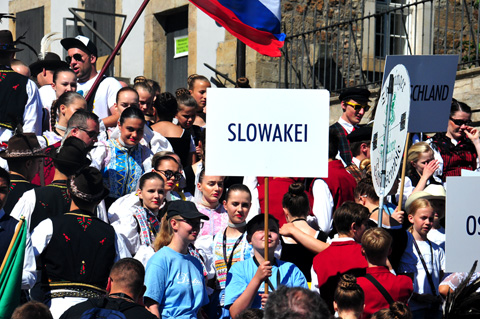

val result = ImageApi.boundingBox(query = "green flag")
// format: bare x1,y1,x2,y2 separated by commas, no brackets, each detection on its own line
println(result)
0,218,27,319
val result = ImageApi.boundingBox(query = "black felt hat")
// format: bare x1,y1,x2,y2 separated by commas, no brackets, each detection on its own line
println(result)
29,52,69,77
50,137,91,174
61,35,98,57
0,133,46,159
0,30,23,52
246,214,280,242
166,201,209,220
339,88,371,103
347,125,373,143
68,167,109,202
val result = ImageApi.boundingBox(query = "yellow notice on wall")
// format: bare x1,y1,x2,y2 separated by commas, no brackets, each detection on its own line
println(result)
174,36,188,58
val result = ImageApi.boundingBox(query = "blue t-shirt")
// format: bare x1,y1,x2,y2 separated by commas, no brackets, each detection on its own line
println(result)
224,257,308,309
144,246,209,319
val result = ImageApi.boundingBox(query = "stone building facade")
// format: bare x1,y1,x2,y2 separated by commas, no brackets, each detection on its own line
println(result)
4,0,480,124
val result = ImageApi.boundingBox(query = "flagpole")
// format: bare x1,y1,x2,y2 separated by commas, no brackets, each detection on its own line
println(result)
0,217,25,275
85,0,151,103
236,39,246,80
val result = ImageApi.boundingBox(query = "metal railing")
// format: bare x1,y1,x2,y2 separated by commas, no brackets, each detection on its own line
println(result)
278,0,480,93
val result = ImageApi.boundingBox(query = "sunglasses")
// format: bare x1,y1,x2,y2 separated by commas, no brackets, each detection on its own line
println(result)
175,218,204,228
66,53,84,64
76,127,99,138
157,169,182,181
346,102,370,112
449,117,472,126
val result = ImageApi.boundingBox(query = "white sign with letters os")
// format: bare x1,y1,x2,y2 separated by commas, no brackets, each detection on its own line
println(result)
371,64,411,196
205,88,330,178
445,176,480,272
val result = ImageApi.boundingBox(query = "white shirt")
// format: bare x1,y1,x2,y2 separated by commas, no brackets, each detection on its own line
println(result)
242,176,261,222
311,178,334,234
338,116,355,134
352,157,361,168
11,186,110,228
0,209,37,289
76,74,122,120
38,85,56,112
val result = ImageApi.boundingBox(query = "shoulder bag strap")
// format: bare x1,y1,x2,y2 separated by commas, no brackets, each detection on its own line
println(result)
364,273,394,305
413,239,438,296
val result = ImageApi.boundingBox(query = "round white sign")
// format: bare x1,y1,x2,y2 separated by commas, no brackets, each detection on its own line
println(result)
371,64,411,196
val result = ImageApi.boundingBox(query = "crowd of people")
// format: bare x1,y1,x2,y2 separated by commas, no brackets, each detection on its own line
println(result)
1,28,480,319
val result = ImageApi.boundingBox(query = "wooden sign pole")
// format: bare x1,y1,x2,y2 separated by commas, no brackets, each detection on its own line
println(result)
397,133,410,212
264,177,269,294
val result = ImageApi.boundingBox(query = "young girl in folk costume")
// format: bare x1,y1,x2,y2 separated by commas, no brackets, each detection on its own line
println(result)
44,91,86,144
175,93,199,167
145,201,210,319
188,74,211,127
399,198,444,319
40,67,77,132
133,81,155,125
32,92,87,186
194,170,228,279
90,107,153,208
195,170,228,235
210,184,254,319
403,142,442,200
109,172,165,266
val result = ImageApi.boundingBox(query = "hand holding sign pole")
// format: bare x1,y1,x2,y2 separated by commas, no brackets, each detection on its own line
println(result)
371,65,411,226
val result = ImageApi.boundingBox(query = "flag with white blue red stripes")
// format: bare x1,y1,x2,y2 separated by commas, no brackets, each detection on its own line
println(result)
189,0,286,57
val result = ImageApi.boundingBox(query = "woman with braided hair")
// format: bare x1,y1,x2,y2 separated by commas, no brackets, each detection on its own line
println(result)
333,274,365,319
48,92,86,139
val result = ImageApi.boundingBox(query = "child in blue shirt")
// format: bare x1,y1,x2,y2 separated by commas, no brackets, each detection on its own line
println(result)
224,214,308,318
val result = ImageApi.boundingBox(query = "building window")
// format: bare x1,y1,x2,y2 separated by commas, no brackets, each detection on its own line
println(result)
375,0,409,58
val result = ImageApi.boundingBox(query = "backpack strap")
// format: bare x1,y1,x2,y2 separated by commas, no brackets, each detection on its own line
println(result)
364,273,394,305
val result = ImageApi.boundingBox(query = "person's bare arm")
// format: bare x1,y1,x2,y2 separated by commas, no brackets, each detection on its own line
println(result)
280,223,329,254
101,107,121,128
145,298,161,318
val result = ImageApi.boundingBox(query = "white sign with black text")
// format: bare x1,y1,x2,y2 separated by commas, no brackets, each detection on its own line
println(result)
205,88,330,177
445,176,480,272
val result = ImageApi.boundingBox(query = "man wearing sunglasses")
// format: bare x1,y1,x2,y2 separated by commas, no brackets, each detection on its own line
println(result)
61,35,122,129
330,87,371,166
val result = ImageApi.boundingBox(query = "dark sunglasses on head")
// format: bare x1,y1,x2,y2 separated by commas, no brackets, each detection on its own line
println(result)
449,117,472,126
157,169,182,181
66,53,84,64
346,102,370,112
